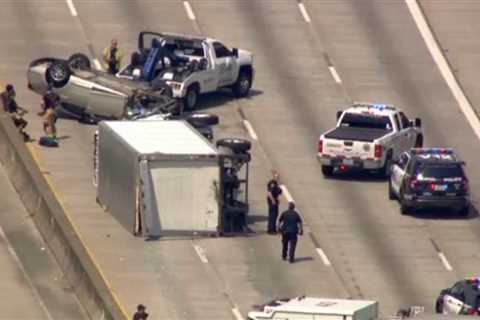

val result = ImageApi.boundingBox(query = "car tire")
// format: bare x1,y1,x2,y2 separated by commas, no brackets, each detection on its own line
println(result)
185,113,219,127
232,69,252,98
321,165,334,177
184,84,199,111
216,138,251,153
435,298,443,314
45,61,71,88
68,53,91,70
415,134,423,148
458,205,470,217
388,179,396,200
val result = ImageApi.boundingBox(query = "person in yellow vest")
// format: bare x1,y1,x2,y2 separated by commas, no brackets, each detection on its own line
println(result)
102,38,124,74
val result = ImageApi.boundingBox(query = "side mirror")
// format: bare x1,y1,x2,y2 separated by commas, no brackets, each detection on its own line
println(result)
336,110,343,121
232,48,239,58
415,118,422,128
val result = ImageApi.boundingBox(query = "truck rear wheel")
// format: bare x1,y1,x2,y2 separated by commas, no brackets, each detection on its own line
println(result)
184,84,199,110
321,165,334,177
232,70,252,98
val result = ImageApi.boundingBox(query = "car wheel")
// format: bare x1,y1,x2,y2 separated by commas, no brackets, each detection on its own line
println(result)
68,53,91,70
232,70,252,98
184,84,199,111
46,61,71,88
415,134,423,148
185,113,219,127
435,298,443,314
216,138,251,153
151,78,173,98
321,165,334,177
388,179,396,200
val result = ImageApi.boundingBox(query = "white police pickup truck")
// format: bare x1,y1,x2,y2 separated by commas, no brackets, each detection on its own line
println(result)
317,103,423,177
119,32,255,111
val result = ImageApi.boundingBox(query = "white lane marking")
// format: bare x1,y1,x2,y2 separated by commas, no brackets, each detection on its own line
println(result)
328,66,342,84
0,227,53,320
194,245,208,264
298,2,311,23
316,248,332,266
438,252,453,271
65,0,78,17
93,58,103,71
405,0,480,141
183,1,196,20
231,307,244,320
280,184,294,203
242,120,258,140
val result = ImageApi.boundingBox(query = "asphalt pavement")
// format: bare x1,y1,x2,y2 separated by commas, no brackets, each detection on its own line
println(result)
1,0,480,318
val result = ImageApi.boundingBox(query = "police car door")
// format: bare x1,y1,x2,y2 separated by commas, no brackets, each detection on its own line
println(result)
443,282,467,315
212,42,237,87
391,152,409,194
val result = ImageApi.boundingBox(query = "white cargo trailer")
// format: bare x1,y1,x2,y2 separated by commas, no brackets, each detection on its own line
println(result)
96,120,221,237
248,296,378,320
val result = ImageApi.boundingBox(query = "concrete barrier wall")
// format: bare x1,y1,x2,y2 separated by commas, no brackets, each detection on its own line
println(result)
0,112,126,320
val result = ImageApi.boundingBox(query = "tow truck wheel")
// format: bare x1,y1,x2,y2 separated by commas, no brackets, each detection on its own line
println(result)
232,70,252,98
68,53,91,70
184,85,199,111
321,165,334,177
46,61,71,88
388,179,396,200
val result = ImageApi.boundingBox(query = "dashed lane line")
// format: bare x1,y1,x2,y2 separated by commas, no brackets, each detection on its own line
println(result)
316,248,332,267
183,1,196,20
231,307,245,320
242,120,258,141
297,1,311,23
280,184,294,203
438,252,453,272
328,66,342,84
65,0,78,16
93,58,103,71
193,245,208,264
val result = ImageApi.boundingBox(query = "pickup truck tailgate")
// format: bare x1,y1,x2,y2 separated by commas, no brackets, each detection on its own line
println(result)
323,138,376,159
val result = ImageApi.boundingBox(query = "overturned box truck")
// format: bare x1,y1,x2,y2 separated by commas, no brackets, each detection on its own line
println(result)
95,120,250,237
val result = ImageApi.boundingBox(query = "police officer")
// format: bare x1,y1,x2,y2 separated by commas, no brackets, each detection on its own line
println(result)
132,304,149,320
278,202,303,263
266,172,282,234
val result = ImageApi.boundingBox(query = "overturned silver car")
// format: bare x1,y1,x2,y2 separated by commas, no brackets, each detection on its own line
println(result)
27,55,178,122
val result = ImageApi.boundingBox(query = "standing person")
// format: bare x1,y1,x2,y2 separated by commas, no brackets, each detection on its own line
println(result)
278,202,303,263
40,87,60,140
132,304,149,320
103,38,124,75
266,172,282,234
1,84,30,141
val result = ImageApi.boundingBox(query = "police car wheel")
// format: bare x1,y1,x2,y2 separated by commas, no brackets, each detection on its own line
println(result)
46,61,71,88
216,138,251,153
68,53,91,70
457,205,470,216
400,199,410,215
184,85,199,110
321,165,334,177
388,179,396,200
435,299,443,313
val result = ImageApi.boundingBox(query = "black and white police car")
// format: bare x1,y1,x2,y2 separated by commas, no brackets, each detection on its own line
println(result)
436,278,480,316
389,148,470,215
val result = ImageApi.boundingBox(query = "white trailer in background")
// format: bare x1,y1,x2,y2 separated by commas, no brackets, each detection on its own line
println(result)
96,120,221,237
247,296,378,320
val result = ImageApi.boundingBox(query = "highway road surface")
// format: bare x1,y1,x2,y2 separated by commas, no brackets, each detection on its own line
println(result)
1,0,480,318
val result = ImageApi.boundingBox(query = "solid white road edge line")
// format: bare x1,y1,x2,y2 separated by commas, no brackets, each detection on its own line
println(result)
280,184,294,203
438,252,453,271
405,0,480,141
328,66,342,84
194,245,208,264
0,226,53,320
242,120,258,140
65,0,78,17
231,307,245,320
316,248,332,266
298,2,311,23
93,59,103,71
183,1,196,20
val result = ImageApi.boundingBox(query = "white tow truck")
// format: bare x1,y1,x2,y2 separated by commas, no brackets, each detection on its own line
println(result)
119,31,255,111
317,103,423,177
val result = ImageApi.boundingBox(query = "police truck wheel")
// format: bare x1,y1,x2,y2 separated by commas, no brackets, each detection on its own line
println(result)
232,70,252,98
216,138,251,153
388,179,396,200
184,85,199,110
68,53,91,70
321,165,334,177
45,61,71,88
185,113,219,127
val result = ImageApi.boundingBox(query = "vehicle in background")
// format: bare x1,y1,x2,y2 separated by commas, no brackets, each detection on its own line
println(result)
389,148,470,215
247,296,378,320
118,31,255,110
436,278,480,316
317,102,423,177
27,55,179,122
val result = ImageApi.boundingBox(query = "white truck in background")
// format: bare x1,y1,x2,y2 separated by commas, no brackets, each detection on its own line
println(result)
317,103,423,177
247,296,378,320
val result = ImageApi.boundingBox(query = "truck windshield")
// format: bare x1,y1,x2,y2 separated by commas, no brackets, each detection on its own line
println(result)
340,113,392,130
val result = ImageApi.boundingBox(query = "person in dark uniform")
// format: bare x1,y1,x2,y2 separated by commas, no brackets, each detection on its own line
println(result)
278,202,303,263
1,84,30,141
132,304,149,320
266,172,282,234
